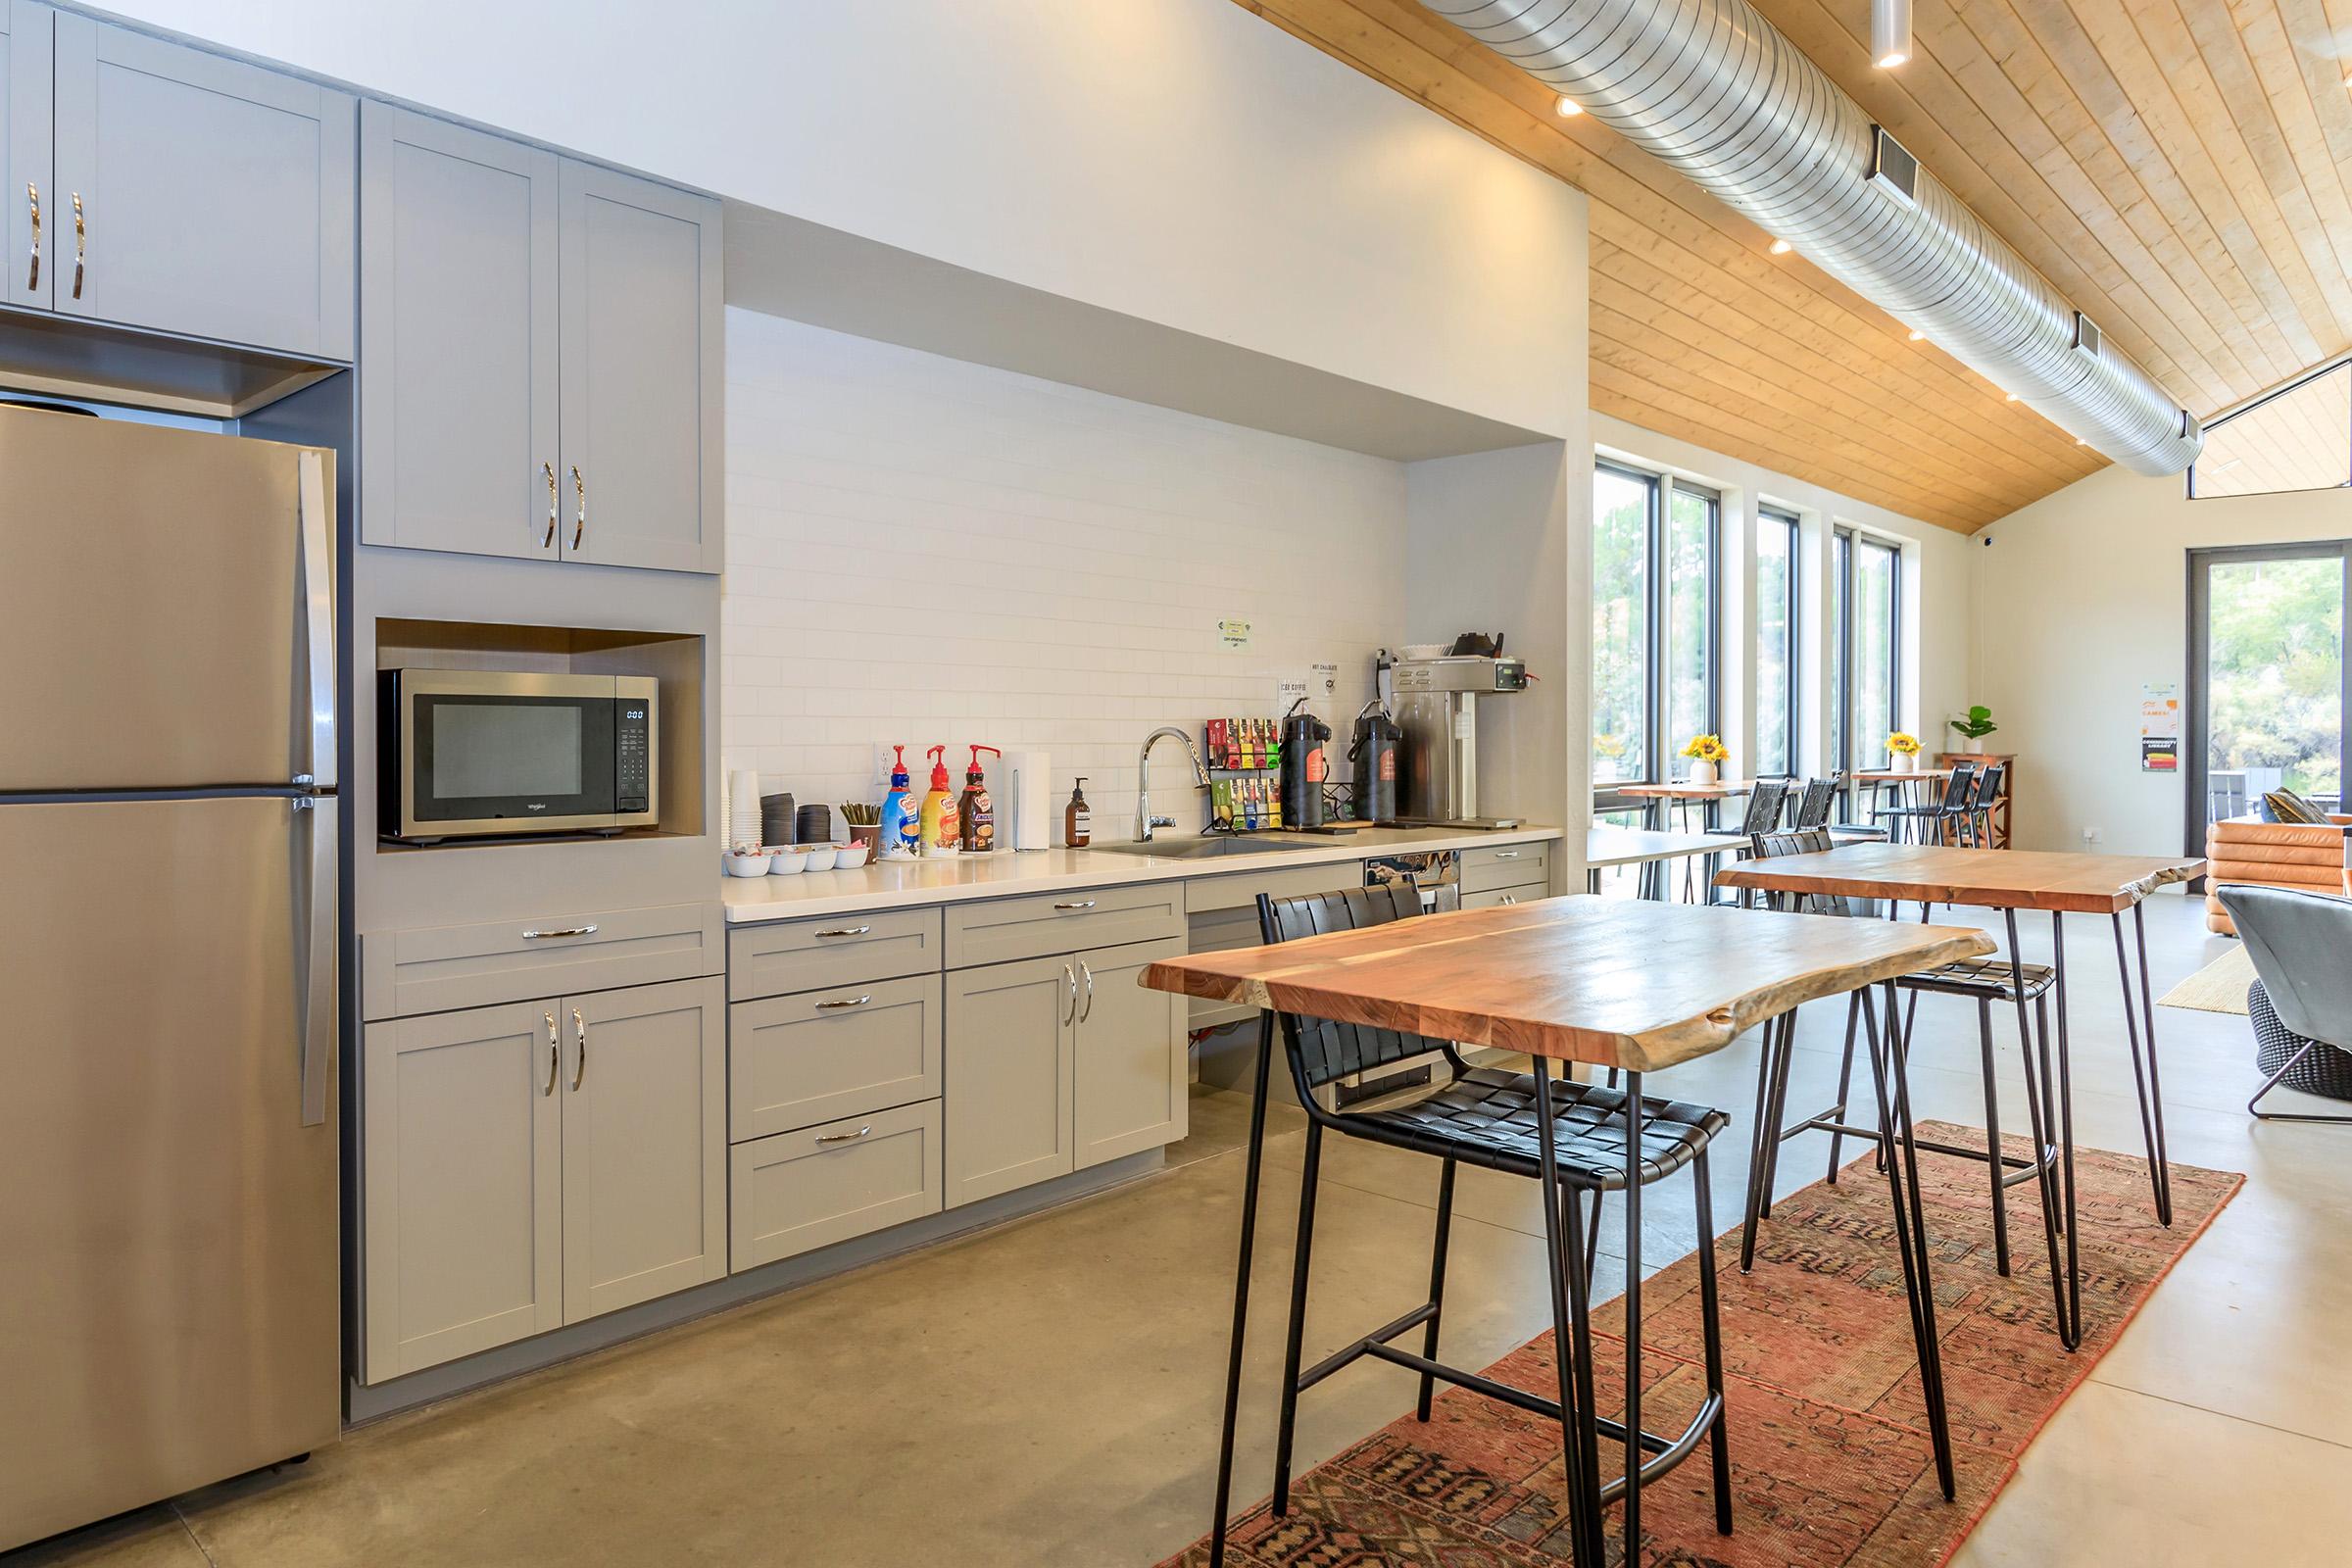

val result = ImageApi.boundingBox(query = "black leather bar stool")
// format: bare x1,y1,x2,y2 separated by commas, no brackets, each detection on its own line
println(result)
1205,884,1735,1568
1737,828,2060,1281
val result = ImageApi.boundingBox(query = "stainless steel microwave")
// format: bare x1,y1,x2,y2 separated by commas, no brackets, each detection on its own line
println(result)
380,669,657,842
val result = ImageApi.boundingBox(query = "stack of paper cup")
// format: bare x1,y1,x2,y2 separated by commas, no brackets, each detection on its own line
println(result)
728,769,764,850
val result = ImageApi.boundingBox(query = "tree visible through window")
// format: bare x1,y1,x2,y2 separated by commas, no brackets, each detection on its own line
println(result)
1590,463,1719,791
1592,466,1651,787
1755,510,1797,777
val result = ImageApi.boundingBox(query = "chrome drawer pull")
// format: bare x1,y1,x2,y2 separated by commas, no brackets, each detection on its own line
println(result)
815,995,871,1010
814,925,872,939
569,1008,587,1091
25,182,37,292
815,1125,872,1146
1063,962,1078,1024
1495,850,1521,859
542,461,559,549
1078,959,1096,1022
1053,901,1098,911
70,192,83,300
543,1012,560,1096
522,924,598,940
571,464,586,549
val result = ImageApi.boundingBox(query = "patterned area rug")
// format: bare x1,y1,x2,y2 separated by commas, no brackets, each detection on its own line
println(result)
1162,1122,2241,1567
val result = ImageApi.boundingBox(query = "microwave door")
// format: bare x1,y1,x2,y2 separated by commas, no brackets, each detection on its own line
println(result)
397,674,619,836
0,407,329,793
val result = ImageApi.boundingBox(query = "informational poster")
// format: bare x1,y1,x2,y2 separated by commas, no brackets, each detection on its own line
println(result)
1217,617,1251,650
2140,681,2180,772
1275,676,1308,710
1310,662,1338,700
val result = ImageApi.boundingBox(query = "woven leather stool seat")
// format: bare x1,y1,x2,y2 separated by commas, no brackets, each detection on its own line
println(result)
1902,955,2056,1001
1336,1066,1728,1191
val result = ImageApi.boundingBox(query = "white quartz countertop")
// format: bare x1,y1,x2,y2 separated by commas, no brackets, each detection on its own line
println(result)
719,824,1565,923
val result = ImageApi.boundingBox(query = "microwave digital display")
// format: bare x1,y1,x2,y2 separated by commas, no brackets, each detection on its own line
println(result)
381,669,659,842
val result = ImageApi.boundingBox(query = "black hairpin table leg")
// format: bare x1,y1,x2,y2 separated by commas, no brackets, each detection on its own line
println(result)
1206,1012,1277,1568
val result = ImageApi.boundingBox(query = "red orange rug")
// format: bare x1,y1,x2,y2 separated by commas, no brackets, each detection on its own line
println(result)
1162,1123,2241,1567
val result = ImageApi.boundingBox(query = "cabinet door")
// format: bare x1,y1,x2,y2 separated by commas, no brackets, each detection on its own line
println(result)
561,977,726,1322
944,955,1076,1207
557,157,720,573
362,1002,563,1382
1074,937,1188,1168
359,103,558,560
50,14,354,357
3,0,54,316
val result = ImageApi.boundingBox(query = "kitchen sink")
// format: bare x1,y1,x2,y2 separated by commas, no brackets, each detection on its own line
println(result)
1086,835,1325,859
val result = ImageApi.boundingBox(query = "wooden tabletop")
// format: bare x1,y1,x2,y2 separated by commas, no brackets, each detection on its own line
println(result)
1586,826,1729,867
1139,895,1993,1072
1617,780,1753,799
1713,842,2206,914
1849,768,1955,782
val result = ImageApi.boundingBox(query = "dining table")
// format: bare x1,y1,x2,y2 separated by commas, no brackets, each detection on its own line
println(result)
1584,825,1726,901
1144,894,1996,1562
1714,842,2204,1349
1846,766,1956,841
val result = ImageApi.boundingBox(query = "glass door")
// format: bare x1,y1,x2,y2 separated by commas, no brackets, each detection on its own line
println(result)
2187,543,2348,847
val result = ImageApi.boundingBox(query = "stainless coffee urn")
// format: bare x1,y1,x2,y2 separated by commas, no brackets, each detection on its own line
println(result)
1389,654,1529,828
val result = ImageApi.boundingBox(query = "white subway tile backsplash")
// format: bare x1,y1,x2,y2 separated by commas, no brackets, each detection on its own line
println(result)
721,310,1407,826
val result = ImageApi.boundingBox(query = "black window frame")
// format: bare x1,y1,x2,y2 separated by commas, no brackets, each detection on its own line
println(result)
1755,506,1801,779
1592,461,1721,812
1831,524,1902,776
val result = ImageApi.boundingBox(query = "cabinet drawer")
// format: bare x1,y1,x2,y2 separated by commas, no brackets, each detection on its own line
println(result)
1461,841,1553,895
727,908,943,1002
1460,887,1541,911
729,975,942,1142
1183,859,1364,914
945,882,1185,969
362,903,722,1019
729,1101,942,1272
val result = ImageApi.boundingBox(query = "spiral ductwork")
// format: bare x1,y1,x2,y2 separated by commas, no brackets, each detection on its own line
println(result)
1424,0,2201,474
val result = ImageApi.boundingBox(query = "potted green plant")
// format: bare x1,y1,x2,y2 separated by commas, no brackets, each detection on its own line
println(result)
1949,704,1998,755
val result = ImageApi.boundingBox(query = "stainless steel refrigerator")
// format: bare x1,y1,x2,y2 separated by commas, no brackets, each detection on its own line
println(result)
0,404,340,1551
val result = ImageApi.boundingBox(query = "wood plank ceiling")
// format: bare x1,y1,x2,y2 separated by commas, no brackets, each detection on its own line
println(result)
1239,0,2352,530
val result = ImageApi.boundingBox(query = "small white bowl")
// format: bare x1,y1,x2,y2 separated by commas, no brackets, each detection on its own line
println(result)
766,847,808,875
833,842,869,870
801,844,839,872
724,849,772,878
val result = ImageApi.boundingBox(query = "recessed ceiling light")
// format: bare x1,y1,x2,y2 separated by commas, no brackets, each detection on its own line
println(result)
1873,0,1913,70
1555,95,1583,118
2004,392,2019,402
1907,329,1926,342
1769,238,1792,255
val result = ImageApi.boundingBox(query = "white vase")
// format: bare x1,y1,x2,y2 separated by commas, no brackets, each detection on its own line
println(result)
1690,760,1720,787
1966,736,1984,755
1890,753,1915,773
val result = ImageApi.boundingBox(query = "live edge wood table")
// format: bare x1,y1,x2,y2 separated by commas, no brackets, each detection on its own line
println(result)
1715,843,2204,1350
1143,896,1995,1560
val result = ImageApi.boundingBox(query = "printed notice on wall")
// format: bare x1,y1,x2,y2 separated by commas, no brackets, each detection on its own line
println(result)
1218,618,1252,650
2140,681,2180,772
1310,662,1338,700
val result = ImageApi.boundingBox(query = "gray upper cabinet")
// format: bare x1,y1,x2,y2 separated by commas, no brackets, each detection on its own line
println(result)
358,102,558,560
48,12,354,358
4,1,54,317
558,158,721,573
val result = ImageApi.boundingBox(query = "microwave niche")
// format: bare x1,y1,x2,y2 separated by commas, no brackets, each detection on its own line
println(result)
381,668,657,842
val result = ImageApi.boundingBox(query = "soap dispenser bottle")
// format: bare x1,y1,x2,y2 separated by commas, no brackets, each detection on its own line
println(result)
1064,778,1092,848
958,745,1002,853
878,746,920,860
919,745,958,856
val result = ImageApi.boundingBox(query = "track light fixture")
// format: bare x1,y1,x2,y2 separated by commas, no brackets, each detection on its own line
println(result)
1554,95,1582,117
1872,0,1913,68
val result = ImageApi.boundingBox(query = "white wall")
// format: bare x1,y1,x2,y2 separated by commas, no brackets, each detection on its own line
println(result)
1974,466,2352,855
1590,412,1977,784
721,309,1405,830
97,0,1585,439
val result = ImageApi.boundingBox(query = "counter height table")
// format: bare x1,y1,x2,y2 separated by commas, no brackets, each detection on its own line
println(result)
1846,767,1956,841
1715,843,2204,1349
1145,896,1994,1563
1584,826,1726,901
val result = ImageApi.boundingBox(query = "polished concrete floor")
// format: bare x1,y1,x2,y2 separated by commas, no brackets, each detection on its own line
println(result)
11,892,2350,1566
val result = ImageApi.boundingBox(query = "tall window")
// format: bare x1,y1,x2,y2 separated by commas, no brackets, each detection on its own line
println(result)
1591,462,1719,791
1755,509,1798,777
1831,525,1901,772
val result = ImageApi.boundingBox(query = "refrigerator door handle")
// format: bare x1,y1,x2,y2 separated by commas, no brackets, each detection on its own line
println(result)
296,793,337,1127
297,449,336,792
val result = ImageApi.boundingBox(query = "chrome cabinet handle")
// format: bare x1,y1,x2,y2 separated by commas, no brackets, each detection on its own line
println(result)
70,192,83,300
815,1125,872,1146
1078,960,1096,1022
570,464,585,549
1495,850,1521,859
25,182,37,292
1053,901,1098,911
521,924,598,940
815,994,871,1010
542,462,558,549
543,1012,560,1096
1063,962,1078,1024
569,1007,587,1091
814,926,871,939
1500,894,1519,906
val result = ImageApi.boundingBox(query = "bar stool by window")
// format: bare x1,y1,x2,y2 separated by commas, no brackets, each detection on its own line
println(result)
1878,761,1977,845
1960,762,2006,848
1204,884,1735,1568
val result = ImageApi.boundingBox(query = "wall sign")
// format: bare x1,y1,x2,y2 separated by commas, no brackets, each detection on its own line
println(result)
2140,681,2180,772
1217,618,1251,650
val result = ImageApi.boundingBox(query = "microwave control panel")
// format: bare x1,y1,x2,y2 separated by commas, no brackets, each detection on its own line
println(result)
616,702,652,814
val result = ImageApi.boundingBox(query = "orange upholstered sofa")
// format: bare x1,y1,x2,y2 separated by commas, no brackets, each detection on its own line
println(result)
2204,814,2351,934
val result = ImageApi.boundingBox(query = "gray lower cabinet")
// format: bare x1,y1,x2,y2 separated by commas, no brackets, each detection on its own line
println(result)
1458,888,1529,910
730,974,942,1142
1073,937,1188,1167
729,1102,943,1272
358,101,558,560
361,977,723,1383
557,158,721,573
944,954,1077,1207
46,11,354,358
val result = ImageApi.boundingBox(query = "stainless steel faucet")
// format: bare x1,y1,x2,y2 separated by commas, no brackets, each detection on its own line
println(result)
1136,725,1211,842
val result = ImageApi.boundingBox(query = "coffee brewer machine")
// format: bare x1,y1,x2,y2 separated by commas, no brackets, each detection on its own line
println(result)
1386,652,1529,828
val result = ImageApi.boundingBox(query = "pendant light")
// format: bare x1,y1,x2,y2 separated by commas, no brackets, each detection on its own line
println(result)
1872,0,1912,69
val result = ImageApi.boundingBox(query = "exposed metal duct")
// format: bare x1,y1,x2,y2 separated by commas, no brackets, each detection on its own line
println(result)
1423,0,2202,475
